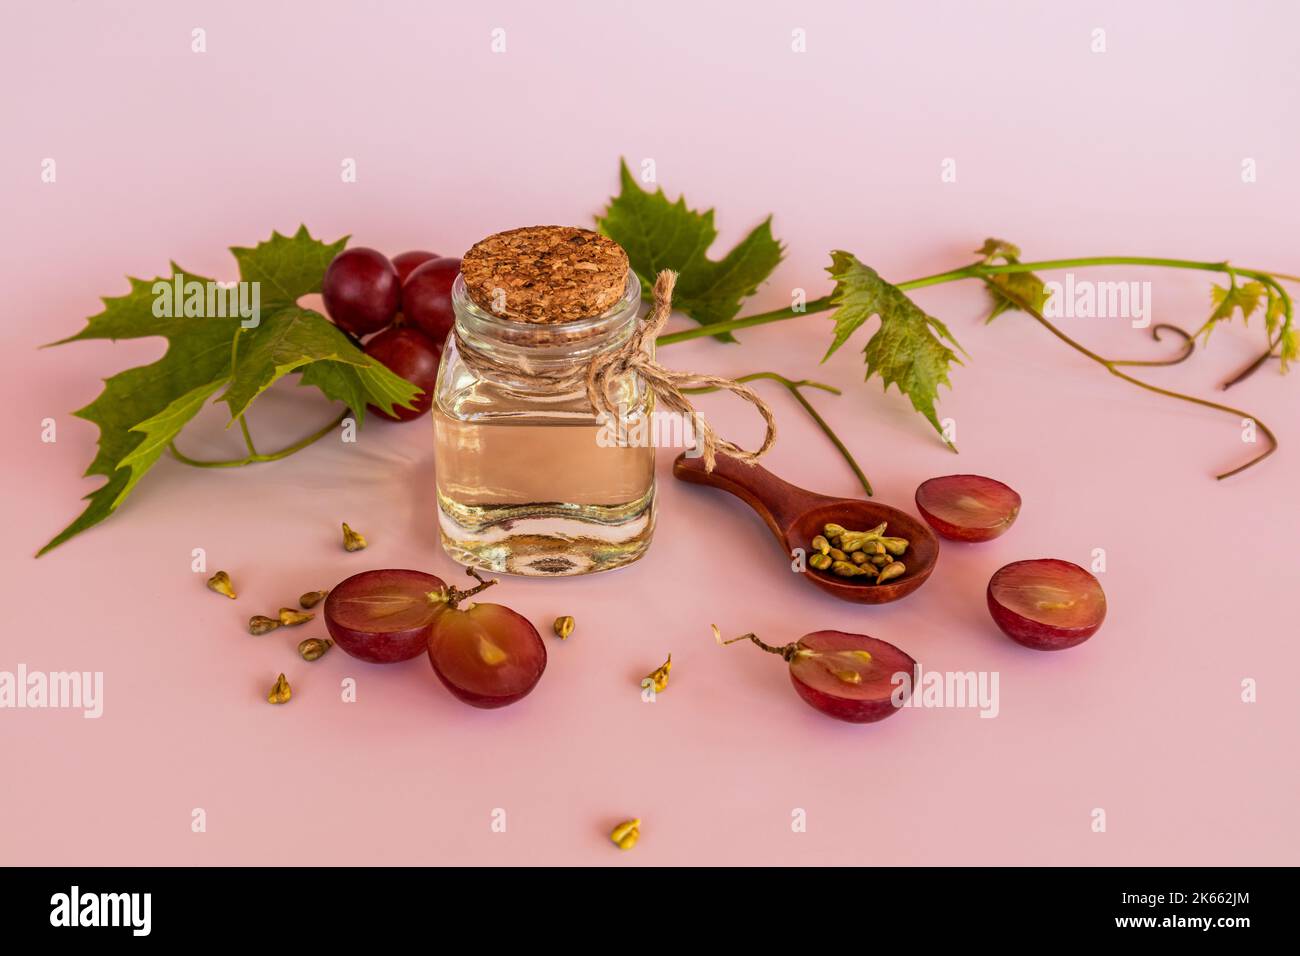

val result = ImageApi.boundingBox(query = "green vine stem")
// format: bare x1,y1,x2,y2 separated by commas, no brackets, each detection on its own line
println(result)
169,412,347,468
656,255,1297,349
237,416,259,457
683,372,873,496
657,254,1288,480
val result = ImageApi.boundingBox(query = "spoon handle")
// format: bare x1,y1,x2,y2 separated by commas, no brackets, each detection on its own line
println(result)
672,452,837,539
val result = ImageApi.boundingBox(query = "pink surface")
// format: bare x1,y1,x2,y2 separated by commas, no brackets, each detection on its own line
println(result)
2,0,1298,865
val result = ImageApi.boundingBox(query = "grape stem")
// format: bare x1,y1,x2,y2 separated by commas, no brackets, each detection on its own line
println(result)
435,568,498,609
721,632,799,662
684,372,874,497
169,412,346,468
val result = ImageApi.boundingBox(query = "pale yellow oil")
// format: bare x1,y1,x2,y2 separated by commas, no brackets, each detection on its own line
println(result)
434,411,656,576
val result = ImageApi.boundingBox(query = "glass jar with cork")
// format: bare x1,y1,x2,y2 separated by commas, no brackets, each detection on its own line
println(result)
433,226,656,576
433,225,778,577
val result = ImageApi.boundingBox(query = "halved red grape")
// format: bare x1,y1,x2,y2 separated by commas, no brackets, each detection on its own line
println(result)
719,628,917,723
322,247,401,336
392,250,440,285
362,326,442,422
789,631,917,722
427,603,546,709
402,256,461,343
915,474,1021,542
987,559,1106,650
324,569,448,663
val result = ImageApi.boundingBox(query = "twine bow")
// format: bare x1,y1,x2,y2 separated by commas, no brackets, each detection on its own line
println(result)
585,271,776,471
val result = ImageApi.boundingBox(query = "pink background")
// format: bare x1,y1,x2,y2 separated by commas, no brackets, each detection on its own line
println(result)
2,0,1297,865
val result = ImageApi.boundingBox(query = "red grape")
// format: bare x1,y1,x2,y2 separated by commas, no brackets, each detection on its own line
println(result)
719,628,917,723
427,603,547,709
362,326,442,422
322,566,546,708
324,569,449,663
322,247,401,336
987,559,1106,650
915,474,1021,542
392,250,440,285
401,256,461,343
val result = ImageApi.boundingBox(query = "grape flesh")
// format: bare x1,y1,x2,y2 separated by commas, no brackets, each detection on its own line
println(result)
401,257,461,344
427,603,546,708
363,326,442,421
322,247,401,336
392,250,440,285
324,569,448,663
987,559,1106,650
915,474,1021,542
787,630,917,723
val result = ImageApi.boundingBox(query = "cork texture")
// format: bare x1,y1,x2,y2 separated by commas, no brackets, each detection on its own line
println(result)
461,225,631,323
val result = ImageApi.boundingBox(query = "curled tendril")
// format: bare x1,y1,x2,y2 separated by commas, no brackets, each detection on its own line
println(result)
1108,323,1196,368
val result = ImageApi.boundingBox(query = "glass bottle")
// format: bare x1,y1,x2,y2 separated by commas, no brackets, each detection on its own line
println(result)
433,269,655,576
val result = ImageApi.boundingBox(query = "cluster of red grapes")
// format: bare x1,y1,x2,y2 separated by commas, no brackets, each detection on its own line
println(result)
321,247,462,421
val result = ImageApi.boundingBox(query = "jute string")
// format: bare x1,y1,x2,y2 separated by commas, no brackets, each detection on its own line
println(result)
454,270,776,471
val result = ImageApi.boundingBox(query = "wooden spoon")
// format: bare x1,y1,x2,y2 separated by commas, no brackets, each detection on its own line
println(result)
673,452,939,604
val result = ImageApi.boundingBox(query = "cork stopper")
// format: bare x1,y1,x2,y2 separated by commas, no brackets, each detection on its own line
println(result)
461,225,631,324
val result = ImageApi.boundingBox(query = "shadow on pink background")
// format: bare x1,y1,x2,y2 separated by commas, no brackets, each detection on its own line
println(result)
1,0,1296,865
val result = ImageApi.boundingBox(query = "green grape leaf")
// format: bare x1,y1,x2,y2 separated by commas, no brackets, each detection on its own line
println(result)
298,361,371,421
353,359,425,414
115,379,228,506
1280,325,1299,369
1264,289,1283,340
299,354,423,423
39,271,242,555
1202,280,1266,343
40,225,419,556
1266,289,1299,371
231,225,348,313
974,238,1022,260
824,251,964,447
597,159,783,340
976,237,1050,322
221,306,419,422
38,471,132,558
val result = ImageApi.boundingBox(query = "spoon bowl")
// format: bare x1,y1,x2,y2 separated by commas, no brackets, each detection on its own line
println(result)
673,453,939,604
